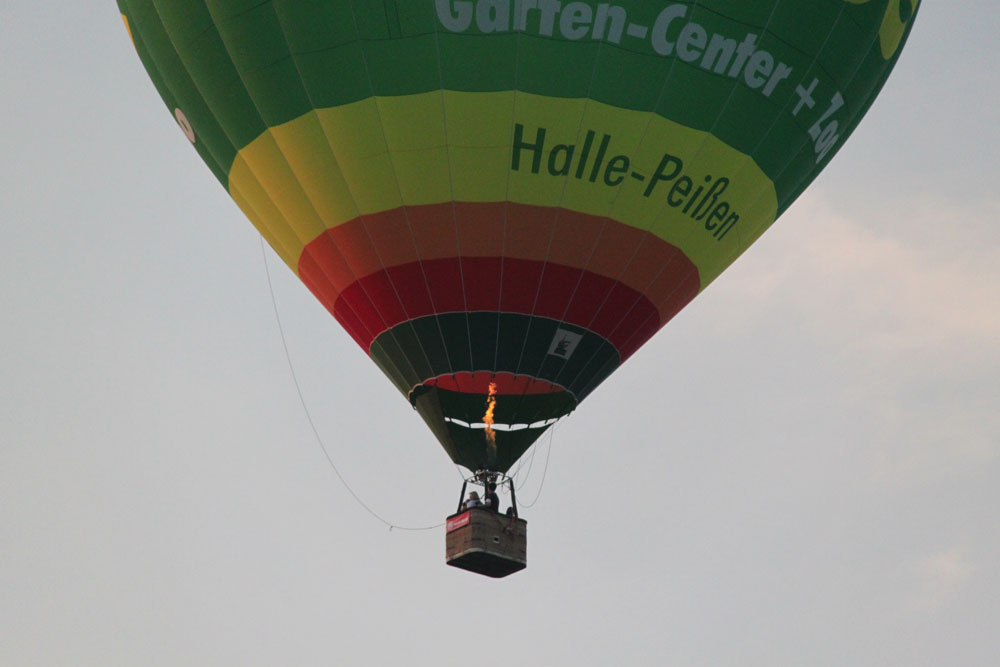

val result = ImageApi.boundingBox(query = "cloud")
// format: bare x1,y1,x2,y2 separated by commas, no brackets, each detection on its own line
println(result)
714,190,1000,367
906,548,974,612
704,190,1000,480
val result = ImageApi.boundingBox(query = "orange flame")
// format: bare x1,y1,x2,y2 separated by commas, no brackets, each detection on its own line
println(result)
483,382,498,450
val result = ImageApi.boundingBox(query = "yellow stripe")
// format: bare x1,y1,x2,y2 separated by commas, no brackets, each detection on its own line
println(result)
879,0,919,59
843,0,918,59
121,14,134,47
228,91,778,287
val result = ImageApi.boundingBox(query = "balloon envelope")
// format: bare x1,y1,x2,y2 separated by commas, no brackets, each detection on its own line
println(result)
119,0,918,472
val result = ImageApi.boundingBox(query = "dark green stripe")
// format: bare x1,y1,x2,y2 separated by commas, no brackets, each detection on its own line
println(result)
369,312,620,402
371,310,617,472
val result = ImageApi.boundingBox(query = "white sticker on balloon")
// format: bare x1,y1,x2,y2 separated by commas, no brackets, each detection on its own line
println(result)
175,108,195,144
548,329,583,359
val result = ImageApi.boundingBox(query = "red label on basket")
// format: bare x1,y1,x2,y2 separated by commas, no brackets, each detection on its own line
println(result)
446,512,471,533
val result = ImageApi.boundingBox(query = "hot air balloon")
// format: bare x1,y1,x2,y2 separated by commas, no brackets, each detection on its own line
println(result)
119,0,918,576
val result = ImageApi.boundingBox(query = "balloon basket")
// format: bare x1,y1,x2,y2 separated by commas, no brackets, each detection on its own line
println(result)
445,508,527,578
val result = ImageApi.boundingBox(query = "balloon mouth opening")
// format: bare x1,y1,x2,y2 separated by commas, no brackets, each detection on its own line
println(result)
443,416,563,432
410,382,576,472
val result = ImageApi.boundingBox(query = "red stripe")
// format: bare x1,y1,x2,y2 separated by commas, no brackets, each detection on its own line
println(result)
296,203,701,357
297,203,698,313
327,257,660,356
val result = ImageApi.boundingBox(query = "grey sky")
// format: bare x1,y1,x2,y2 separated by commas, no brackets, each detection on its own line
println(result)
2,3,998,666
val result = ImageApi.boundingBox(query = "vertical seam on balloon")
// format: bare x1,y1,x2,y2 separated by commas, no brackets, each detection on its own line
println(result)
193,4,392,354
712,0,891,259
428,14,477,383
494,29,526,380
537,0,744,396
338,3,460,385
559,0,887,398
236,148,380,350
258,22,439,393
760,8,897,227
546,0,791,397
229,11,410,380
259,5,403,352
719,0,855,256
199,8,342,244
563,2,789,392
510,0,723,419
553,252,687,393
149,2,395,383
265,1,425,389
563,262,699,399
145,1,311,256
122,1,236,196
342,6,458,376
140,1,307,271
504,36,613,423
711,0,884,265
544,0,715,390
508,0,706,420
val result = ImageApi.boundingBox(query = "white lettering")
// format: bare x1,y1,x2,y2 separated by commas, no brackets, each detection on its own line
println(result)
762,62,793,97
651,4,687,57
676,22,707,63
476,0,510,33
743,50,774,89
513,0,538,31
560,2,592,40
592,4,626,43
436,0,473,32
701,34,736,74
433,0,802,122
727,33,758,77
537,0,561,36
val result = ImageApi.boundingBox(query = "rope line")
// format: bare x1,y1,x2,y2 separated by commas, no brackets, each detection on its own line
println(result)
260,237,443,532
512,432,540,490
517,422,558,509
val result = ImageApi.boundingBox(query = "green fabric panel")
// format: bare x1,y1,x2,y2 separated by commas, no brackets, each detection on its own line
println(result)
122,1,919,213
363,37,443,96
369,313,621,402
207,1,314,126
570,349,623,406
151,2,266,152
119,0,233,185
768,3,844,57
701,0,773,26
771,18,894,216
821,16,879,88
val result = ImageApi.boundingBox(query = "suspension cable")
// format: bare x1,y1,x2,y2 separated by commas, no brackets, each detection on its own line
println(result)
260,237,443,532
517,422,558,508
